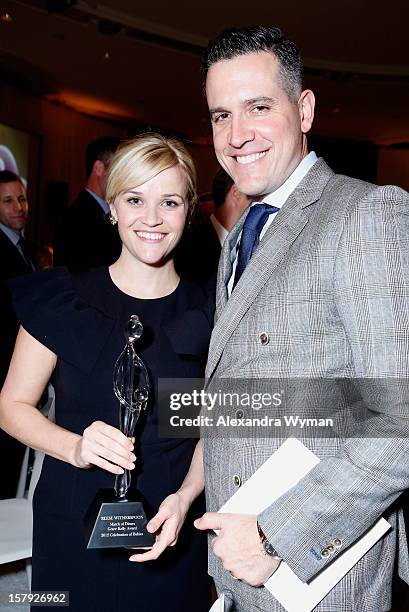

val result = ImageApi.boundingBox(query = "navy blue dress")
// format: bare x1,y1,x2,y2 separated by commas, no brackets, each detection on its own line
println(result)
11,266,214,612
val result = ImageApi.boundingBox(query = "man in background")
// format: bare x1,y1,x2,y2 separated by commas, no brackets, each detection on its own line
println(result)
54,136,121,270
176,168,250,284
0,170,34,498
0,170,34,280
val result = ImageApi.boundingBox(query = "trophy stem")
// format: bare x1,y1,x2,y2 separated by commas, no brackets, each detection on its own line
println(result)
115,470,130,499
114,404,141,499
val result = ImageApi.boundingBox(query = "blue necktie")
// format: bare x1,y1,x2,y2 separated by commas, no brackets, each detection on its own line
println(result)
233,203,279,288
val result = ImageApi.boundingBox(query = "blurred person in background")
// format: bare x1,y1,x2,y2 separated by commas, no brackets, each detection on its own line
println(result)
176,167,250,284
54,136,121,270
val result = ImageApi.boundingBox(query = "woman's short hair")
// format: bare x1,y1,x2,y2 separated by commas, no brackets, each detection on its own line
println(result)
106,133,197,211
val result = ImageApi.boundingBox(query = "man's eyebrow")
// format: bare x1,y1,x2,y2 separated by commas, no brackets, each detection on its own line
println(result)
209,107,228,116
209,96,277,115
244,96,277,106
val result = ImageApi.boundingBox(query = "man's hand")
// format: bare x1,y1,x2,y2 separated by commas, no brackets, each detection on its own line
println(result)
194,512,281,586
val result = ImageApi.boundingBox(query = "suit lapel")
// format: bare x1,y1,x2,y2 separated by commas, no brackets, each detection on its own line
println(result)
206,158,334,378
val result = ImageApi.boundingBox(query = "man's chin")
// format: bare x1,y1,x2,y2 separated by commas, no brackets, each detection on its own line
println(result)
234,179,270,200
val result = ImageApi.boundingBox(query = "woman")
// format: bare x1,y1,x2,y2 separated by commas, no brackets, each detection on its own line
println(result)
0,134,213,611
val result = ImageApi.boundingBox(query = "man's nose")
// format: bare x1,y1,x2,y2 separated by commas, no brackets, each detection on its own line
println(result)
14,199,24,212
228,115,254,149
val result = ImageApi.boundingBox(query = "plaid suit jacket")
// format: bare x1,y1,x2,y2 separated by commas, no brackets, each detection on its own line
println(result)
204,159,409,611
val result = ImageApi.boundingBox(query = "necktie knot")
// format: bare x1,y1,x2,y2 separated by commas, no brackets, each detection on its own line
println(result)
233,202,279,288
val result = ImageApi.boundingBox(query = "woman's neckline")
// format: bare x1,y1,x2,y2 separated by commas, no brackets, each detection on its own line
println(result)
104,266,182,301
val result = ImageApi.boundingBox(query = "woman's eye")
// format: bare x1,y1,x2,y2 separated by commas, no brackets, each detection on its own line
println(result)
162,200,178,208
127,197,141,205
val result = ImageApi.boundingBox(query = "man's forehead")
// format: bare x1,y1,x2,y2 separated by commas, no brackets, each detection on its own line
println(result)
206,52,280,100
0,181,25,196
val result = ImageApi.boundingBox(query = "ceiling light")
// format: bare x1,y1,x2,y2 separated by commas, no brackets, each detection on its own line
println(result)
0,13,13,22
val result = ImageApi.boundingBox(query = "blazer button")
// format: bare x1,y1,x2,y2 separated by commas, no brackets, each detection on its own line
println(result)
333,538,342,548
326,544,334,553
259,332,269,345
236,409,244,419
321,548,330,558
233,474,241,487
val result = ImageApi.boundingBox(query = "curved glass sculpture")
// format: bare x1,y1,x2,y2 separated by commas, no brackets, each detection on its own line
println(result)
113,315,149,499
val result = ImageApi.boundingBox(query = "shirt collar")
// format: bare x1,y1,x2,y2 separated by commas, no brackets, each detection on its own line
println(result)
0,222,21,246
85,188,110,214
259,151,318,208
210,214,229,246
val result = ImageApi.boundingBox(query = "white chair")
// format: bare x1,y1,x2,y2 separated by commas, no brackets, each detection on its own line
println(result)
0,385,53,584
0,453,33,586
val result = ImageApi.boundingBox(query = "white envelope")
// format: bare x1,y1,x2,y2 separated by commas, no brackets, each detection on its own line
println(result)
218,438,391,612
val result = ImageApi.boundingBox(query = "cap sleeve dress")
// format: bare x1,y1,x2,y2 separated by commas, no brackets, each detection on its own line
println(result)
10,266,214,612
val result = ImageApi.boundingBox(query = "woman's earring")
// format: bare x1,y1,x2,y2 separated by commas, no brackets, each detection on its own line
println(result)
105,212,118,226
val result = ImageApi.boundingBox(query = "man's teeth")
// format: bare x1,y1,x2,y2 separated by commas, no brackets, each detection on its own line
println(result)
136,231,165,241
236,151,267,165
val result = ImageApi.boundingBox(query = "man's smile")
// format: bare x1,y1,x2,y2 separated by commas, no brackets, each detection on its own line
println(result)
235,151,268,165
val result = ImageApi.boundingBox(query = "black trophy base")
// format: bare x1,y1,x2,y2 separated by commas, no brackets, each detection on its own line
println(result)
84,488,155,550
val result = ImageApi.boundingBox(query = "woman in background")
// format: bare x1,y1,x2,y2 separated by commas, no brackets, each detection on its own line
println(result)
0,134,213,611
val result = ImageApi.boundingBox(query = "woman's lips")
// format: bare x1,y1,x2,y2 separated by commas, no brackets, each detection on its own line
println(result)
134,231,166,242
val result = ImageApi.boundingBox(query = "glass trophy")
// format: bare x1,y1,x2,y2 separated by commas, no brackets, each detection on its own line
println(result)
84,315,155,549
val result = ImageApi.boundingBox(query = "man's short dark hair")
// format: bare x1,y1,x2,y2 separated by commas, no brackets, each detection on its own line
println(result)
212,168,234,208
0,170,23,185
202,26,302,102
85,136,120,179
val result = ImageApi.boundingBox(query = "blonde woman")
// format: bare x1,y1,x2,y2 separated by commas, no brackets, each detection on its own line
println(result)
0,134,213,611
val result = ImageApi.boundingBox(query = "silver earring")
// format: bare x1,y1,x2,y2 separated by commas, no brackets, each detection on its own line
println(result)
105,212,117,226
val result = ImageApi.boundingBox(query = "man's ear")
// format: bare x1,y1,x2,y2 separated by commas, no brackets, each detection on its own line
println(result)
229,184,239,201
298,89,315,134
93,159,105,177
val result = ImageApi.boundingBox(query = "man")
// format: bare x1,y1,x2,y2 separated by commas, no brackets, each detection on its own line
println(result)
54,136,121,270
0,170,34,278
194,27,409,611
176,168,250,284
0,170,34,497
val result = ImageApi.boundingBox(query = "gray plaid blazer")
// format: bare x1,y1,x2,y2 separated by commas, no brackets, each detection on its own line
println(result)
203,159,409,611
